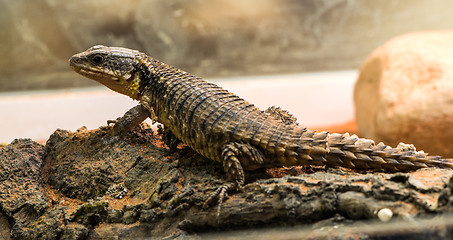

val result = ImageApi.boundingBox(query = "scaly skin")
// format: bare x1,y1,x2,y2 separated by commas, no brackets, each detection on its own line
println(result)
69,45,453,197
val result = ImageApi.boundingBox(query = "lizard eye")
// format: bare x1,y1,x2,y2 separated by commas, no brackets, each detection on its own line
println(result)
89,54,104,65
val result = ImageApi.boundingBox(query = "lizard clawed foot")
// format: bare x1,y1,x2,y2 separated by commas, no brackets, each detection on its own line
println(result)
109,105,151,135
107,117,130,135
203,182,239,217
107,117,122,126
109,117,130,135
107,117,129,135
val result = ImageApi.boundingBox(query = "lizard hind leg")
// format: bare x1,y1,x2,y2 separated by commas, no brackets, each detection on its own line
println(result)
203,142,265,216
222,142,265,184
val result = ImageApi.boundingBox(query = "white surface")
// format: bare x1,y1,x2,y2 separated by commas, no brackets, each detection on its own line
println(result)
0,70,357,143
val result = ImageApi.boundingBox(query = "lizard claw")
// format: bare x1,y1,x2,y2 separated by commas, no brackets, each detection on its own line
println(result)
107,117,122,126
203,182,238,217
107,117,129,135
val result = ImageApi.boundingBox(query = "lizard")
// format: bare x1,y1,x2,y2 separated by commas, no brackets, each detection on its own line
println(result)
69,45,453,207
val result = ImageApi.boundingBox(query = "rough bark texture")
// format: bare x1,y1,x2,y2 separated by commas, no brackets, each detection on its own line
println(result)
2,124,453,239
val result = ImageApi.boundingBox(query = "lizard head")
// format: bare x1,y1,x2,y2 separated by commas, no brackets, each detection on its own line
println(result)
69,45,145,100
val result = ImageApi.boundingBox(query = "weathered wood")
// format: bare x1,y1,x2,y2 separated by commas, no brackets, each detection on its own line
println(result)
2,124,453,239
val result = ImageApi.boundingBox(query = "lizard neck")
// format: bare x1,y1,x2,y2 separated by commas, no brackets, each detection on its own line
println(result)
123,73,141,100
135,58,199,125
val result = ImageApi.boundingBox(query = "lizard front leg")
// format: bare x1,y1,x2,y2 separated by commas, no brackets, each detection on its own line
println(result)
111,104,151,134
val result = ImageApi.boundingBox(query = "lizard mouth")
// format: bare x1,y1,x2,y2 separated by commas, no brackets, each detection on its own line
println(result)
73,66,105,80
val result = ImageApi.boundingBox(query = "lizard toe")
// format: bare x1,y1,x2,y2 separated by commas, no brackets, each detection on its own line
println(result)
203,182,238,217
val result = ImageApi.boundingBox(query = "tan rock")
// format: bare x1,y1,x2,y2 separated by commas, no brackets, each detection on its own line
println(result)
354,30,453,157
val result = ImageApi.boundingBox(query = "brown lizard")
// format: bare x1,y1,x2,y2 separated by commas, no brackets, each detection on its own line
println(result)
69,45,453,207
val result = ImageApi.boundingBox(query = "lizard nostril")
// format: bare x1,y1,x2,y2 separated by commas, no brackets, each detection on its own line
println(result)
71,57,81,64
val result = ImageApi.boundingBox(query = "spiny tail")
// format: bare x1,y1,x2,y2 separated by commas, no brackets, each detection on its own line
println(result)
300,131,453,172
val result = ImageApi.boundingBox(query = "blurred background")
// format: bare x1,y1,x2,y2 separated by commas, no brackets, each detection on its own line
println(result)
2,0,453,142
